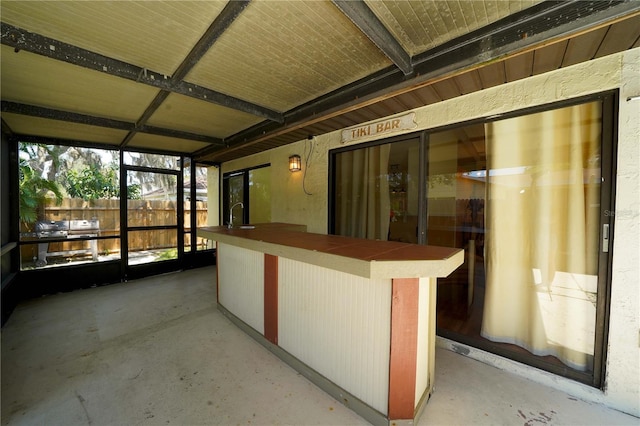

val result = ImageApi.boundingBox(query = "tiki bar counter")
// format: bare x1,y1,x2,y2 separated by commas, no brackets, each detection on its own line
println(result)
197,223,463,425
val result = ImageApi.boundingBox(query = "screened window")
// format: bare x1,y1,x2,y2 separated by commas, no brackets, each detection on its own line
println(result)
18,143,121,269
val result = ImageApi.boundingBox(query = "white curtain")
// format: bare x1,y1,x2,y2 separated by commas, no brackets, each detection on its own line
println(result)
337,145,391,240
481,102,601,370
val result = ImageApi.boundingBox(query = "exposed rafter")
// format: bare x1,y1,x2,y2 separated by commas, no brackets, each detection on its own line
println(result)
2,0,639,163
410,0,636,71
332,0,412,76
119,1,252,149
120,92,172,148
0,21,283,123
172,0,251,81
11,133,193,157
195,0,640,161
1,101,224,146
2,101,131,131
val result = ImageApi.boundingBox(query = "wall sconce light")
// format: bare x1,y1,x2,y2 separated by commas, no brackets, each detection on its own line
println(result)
289,154,301,172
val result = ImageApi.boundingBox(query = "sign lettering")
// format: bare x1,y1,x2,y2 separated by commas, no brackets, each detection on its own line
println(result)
341,112,416,144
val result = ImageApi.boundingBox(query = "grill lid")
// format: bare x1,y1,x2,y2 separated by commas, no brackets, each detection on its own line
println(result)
69,220,99,231
35,220,100,238
35,220,69,232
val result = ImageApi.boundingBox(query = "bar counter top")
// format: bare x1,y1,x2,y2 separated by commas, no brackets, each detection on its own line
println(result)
198,223,463,280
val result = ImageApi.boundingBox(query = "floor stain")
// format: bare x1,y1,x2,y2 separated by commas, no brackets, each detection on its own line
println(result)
75,391,93,425
521,409,556,426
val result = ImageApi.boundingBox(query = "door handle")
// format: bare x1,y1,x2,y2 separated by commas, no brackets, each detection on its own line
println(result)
603,223,610,253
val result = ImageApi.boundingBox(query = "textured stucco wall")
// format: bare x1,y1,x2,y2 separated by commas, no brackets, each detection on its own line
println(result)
221,141,329,234
220,48,639,416
606,47,640,416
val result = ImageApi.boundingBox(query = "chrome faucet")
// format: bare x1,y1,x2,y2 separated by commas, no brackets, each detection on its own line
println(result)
228,202,244,229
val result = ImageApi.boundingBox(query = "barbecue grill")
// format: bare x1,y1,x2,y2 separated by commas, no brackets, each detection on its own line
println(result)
35,219,100,266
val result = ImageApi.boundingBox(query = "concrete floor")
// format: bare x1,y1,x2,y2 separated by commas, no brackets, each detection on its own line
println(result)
1,266,637,426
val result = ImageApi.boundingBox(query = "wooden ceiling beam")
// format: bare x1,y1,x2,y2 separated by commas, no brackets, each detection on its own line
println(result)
332,0,413,76
120,1,254,149
1,101,224,146
0,21,282,123
197,0,640,161
172,0,251,81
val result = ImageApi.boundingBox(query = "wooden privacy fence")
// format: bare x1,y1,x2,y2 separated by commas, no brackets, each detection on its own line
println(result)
21,198,209,260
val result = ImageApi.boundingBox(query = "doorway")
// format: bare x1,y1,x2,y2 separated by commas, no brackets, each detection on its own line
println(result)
222,164,271,227
330,93,615,387
122,152,183,280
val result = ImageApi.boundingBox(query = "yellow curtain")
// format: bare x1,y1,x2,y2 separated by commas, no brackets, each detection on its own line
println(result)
481,102,601,370
337,145,391,240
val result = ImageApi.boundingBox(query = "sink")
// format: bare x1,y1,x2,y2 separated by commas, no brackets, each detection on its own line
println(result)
239,225,256,230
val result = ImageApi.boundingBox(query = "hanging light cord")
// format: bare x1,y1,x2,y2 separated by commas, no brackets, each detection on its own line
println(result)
303,136,314,195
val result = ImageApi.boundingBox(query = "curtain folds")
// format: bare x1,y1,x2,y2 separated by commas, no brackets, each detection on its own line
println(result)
481,102,601,371
337,145,391,240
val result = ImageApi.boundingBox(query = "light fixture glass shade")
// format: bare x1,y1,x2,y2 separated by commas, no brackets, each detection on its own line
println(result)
289,154,301,172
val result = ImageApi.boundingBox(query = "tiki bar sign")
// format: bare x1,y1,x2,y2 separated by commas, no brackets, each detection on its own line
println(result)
341,112,417,144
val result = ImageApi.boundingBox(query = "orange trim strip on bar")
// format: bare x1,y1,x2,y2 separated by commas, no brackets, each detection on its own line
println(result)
388,278,419,420
264,254,279,344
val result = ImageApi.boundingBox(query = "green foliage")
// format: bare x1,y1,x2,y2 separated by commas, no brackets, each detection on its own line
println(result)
19,158,63,229
62,163,143,200
127,184,142,200
157,248,178,260
64,164,120,200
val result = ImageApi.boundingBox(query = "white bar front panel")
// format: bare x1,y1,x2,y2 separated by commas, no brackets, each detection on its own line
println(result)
278,257,392,414
218,243,264,334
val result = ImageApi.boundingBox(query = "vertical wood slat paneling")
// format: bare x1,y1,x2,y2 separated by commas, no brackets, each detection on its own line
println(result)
217,243,264,334
278,257,392,415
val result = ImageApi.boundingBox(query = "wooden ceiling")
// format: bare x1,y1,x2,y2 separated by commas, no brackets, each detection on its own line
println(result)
1,1,639,164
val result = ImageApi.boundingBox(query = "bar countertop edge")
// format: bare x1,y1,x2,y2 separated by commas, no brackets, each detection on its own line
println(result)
198,223,463,280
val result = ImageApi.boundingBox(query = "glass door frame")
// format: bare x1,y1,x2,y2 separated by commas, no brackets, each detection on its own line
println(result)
120,152,184,281
328,90,618,388
222,163,270,227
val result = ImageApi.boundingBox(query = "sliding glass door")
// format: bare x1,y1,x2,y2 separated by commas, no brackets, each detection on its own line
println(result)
334,139,420,242
222,164,271,228
481,101,603,373
425,124,487,334
330,94,614,386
